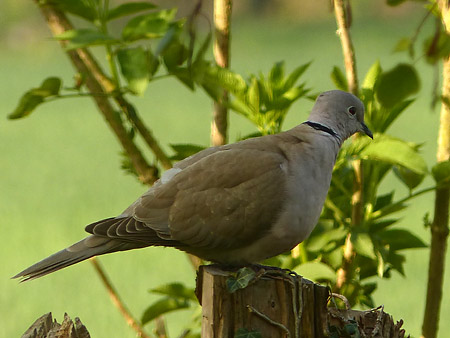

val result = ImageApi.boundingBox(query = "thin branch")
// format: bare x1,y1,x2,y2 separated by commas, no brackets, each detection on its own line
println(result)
37,2,158,185
333,0,362,293
114,96,172,170
422,3,450,338
90,258,151,338
211,0,232,146
333,0,359,96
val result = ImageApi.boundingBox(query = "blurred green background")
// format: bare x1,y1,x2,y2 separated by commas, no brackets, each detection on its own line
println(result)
1,0,450,337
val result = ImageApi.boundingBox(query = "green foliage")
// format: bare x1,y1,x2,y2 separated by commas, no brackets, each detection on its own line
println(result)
293,261,336,282
296,61,429,306
331,66,348,92
117,47,150,95
169,144,206,161
54,29,118,50
202,61,311,135
9,77,62,119
106,2,157,21
375,64,420,108
141,282,199,325
226,267,257,293
432,160,450,188
235,328,262,338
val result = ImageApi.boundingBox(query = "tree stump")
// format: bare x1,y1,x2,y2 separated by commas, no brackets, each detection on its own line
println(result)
21,312,90,338
196,265,408,338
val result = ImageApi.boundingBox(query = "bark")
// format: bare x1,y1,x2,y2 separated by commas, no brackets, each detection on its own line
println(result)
333,0,363,294
422,4,450,337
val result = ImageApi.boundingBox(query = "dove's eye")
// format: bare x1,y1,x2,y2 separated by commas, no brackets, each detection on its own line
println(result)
347,106,356,115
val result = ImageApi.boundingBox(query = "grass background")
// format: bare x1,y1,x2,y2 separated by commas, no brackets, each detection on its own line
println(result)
1,2,450,337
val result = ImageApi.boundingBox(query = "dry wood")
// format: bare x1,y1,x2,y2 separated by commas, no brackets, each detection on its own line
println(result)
196,265,408,338
22,313,90,338
196,265,329,338
329,307,408,338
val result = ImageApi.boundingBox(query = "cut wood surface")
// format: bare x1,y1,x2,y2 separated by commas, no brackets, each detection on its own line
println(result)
196,265,407,338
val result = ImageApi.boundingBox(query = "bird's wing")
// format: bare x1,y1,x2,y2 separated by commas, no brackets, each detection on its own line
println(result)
131,143,290,251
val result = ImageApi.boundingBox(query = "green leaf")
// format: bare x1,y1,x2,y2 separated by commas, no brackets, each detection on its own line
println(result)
330,66,348,91
376,99,414,132
393,165,425,190
8,77,62,119
204,66,247,97
305,227,347,252
170,67,195,90
149,282,196,301
375,63,420,108
226,267,256,293
362,60,382,90
283,62,310,90
432,160,450,187
107,2,156,21
117,47,149,95
293,261,336,282
39,77,62,95
353,233,376,259
247,77,260,113
360,135,427,174
54,29,118,50
49,0,97,22
122,9,177,41
9,93,44,120
235,328,262,338
373,191,394,211
424,31,450,64
169,144,205,161
393,37,412,53
193,32,212,67
141,296,190,325
268,61,285,87
154,23,181,58
379,229,427,250
386,0,408,6
163,40,188,70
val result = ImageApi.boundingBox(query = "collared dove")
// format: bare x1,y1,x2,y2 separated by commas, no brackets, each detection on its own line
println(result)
14,90,372,281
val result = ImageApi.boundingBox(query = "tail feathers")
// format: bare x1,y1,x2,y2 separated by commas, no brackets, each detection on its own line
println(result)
13,235,140,282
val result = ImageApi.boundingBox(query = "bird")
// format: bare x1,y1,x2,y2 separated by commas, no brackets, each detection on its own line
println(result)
13,90,373,281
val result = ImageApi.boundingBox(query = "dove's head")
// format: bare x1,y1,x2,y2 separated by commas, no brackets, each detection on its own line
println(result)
309,90,373,142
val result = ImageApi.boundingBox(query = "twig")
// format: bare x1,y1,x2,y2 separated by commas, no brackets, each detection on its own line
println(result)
246,304,291,338
90,258,150,338
211,0,232,146
330,293,351,310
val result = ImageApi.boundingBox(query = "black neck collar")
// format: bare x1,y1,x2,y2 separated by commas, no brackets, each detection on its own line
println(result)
303,121,338,138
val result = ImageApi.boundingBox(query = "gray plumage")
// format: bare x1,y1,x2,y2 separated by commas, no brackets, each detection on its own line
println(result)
13,90,372,281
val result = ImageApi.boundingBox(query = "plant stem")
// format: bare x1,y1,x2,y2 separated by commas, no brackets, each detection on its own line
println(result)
333,0,362,293
422,4,450,338
90,258,150,338
211,0,232,146
37,2,158,185
333,0,358,96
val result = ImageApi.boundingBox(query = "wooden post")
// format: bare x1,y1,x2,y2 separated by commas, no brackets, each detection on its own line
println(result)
196,265,329,338
196,265,408,338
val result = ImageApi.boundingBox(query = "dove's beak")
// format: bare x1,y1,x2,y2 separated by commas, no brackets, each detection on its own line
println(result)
361,123,373,139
